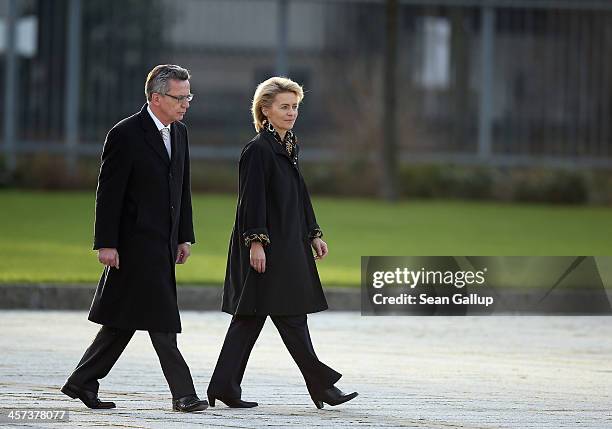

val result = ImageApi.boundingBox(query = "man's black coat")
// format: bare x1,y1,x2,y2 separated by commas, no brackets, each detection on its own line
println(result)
88,104,195,333
222,130,328,315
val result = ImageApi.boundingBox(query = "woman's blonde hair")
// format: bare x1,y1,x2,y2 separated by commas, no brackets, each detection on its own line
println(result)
251,76,304,132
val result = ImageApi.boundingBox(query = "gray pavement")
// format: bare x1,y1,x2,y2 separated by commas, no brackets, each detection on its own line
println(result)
0,311,610,428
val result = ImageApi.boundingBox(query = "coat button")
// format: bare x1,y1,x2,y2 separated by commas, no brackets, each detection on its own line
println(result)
169,173,173,179
171,205,175,210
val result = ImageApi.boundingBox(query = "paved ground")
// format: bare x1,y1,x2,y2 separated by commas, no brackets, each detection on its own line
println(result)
0,311,610,428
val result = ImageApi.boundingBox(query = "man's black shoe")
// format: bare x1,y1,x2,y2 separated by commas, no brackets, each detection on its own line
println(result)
61,383,116,409
172,395,209,412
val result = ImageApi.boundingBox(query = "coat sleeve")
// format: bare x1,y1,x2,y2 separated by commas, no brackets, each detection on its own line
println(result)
296,144,323,240
301,177,323,240
238,143,270,248
93,127,133,250
178,126,195,244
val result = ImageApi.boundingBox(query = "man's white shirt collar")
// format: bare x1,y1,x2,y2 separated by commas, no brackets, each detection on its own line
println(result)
147,104,172,160
147,104,170,132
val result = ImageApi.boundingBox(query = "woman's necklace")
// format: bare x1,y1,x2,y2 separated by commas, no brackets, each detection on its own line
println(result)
265,121,296,157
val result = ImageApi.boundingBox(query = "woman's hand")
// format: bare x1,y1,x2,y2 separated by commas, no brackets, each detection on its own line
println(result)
250,241,266,273
311,238,328,260
176,242,191,264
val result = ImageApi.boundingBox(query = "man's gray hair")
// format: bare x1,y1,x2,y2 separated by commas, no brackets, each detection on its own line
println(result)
145,64,191,101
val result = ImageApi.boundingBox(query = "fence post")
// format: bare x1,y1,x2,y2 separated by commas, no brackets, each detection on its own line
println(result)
478,5,495,160
276,0,288,76
64,0,82,176
3,0,18,176
381,0,399,201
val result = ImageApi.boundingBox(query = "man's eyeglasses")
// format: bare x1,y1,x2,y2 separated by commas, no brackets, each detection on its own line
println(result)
162,93,194,103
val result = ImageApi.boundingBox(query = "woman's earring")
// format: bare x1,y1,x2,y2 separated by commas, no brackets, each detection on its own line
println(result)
266,121,275,133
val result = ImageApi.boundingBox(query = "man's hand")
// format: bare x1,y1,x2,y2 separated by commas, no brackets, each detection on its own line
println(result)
311,238,328,260
176,243,191,264
98,248,119,269
250,241,266,273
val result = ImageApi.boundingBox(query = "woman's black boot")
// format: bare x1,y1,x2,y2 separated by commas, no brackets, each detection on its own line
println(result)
310,386,358,409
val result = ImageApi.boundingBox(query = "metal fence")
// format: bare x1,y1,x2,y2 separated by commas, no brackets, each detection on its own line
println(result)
1,0,612,174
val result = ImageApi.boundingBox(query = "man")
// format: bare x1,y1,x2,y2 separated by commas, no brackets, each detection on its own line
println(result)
61,64,207,412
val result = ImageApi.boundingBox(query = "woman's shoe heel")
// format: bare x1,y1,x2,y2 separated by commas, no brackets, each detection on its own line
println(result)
206,395,257,408
312,398,324,409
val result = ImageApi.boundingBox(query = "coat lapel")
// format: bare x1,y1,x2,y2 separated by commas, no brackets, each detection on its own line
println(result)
170,122,180,171
263,131,291,160
139,104,171,166
262,131,299,172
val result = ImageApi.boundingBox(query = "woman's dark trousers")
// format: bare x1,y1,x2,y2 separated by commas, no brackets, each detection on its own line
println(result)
208,314,341,399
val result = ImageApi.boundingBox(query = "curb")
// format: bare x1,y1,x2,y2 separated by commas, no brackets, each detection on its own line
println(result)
0,284,361,311
1,284,610,313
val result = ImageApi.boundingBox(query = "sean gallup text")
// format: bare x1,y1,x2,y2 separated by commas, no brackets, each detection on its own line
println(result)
372,293,494,307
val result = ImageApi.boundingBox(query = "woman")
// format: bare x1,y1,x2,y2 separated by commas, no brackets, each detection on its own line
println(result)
207,77,358,409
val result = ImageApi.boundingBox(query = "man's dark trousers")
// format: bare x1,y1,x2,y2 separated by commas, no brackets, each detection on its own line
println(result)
66,325,196,399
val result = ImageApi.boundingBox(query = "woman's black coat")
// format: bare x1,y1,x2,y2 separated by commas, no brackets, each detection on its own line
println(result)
222,130,328,315
88,104,195,333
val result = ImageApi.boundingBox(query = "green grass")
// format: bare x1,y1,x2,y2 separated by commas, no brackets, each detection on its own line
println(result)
1,190,612,286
